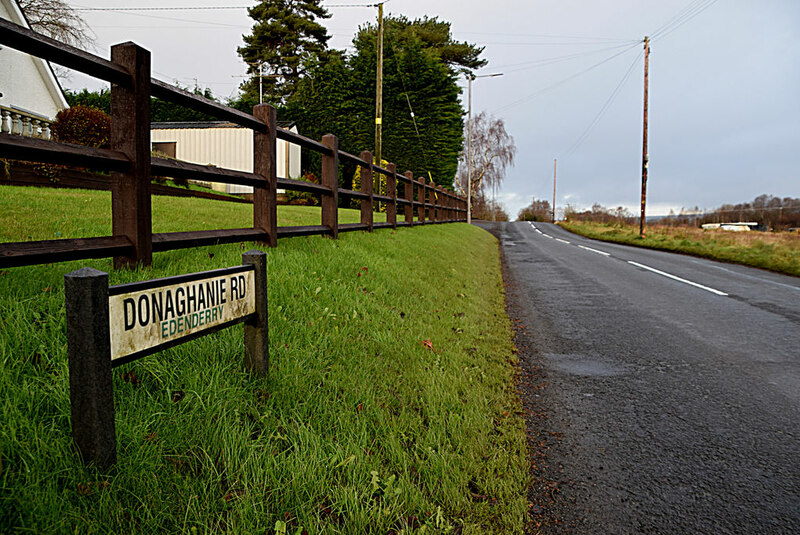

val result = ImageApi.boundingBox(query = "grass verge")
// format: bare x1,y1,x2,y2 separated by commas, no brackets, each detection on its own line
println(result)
0,185,384,242
0,186,528,533
560,221,800,277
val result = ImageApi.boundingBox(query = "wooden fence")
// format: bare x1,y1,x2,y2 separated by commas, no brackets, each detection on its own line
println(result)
0,19,467,270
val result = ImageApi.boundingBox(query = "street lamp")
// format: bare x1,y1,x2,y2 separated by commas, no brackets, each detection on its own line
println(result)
467,72,503,224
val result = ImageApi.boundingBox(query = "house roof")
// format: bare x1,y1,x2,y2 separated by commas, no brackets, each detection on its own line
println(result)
0,0,68,111
152,120,297,130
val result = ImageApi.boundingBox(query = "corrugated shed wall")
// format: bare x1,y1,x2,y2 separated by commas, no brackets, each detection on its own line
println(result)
151,126,300,194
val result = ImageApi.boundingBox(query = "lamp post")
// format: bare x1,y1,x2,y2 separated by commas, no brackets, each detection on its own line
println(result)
466,72,503,224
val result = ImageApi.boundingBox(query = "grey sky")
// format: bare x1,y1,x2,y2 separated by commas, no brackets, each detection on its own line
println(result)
67,0,799,218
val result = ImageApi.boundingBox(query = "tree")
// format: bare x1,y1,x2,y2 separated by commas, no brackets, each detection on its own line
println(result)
18,0,93,48
238,0,331,105
285,15,473,189
518,198,552,222
456,112,516,202
65,87,220,122
378,15,486,74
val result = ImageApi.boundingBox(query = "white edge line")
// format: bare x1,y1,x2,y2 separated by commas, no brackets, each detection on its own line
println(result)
627,261,728,296
534,229,543,234
578,245,611,257
555,238,571,244
542,234,554,239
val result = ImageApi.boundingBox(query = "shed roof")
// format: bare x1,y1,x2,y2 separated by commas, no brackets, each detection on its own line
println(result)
151,120,297,130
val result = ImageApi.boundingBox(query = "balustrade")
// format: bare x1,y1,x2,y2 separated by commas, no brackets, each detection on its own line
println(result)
0,106,52,139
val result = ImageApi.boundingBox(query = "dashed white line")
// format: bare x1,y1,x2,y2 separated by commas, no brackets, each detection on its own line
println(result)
534,229,543,234
542,234,554,239
578,245,611,257
555,238,571,244
627,261,728,296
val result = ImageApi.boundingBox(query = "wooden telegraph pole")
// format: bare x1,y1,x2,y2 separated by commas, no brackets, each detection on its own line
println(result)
374,2,384,166
639,36,650,238
552,158,557,222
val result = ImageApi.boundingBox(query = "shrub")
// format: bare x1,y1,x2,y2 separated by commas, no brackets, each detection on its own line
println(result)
51,105,111,149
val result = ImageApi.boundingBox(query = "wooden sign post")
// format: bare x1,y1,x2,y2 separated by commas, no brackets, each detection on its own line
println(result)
64,250,268,468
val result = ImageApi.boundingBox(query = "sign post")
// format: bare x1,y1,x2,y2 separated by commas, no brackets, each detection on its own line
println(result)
64,250,268,467
65,268,116,468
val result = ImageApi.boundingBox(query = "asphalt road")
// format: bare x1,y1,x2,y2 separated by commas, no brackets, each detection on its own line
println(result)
478,221,800,534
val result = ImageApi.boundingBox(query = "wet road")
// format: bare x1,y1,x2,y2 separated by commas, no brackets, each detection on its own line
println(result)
480,221,800,534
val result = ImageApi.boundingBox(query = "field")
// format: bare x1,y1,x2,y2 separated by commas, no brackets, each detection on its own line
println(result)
0,186,529,533
559,221,800,277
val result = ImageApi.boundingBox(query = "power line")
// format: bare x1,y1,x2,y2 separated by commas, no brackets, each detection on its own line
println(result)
562,48,644,157
493,42,641,74
651,0,719,41
74,3,382,11
492,42,641,114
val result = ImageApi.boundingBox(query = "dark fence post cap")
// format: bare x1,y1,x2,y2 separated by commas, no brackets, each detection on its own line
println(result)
243,249,266,258
65,267,108,279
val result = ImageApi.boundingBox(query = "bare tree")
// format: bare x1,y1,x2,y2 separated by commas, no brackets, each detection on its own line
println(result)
18,0,93,48
456,112,516,205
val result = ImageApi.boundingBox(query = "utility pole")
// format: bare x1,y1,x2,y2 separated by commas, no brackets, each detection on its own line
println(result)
374,2,384,166
467,74,473,224
552,158,557,223
639,36,650,238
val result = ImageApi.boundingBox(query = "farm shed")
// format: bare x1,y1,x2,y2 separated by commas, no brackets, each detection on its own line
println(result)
150,121,301,195
0,0,68,137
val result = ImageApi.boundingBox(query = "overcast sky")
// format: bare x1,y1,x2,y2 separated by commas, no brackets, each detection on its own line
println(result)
66,0,799,218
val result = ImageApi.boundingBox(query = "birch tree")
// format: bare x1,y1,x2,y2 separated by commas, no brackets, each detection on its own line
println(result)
456,112,516,200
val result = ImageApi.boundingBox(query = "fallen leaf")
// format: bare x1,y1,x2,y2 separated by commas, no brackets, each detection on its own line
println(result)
420,339,434,350
121,371,140,386
42,286,52,293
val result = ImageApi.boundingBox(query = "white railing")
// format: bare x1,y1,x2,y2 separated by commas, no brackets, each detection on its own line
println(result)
0,105,53,139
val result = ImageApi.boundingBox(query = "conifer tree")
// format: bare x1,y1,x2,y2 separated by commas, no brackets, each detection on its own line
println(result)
238,0,331,105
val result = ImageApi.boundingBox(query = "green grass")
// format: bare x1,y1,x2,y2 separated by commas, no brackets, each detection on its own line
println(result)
0,185,384,242
560,221,800,277
0,186,528,533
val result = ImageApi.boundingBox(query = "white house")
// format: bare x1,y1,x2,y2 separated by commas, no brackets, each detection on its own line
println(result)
151,121,302,195
0,0,68,137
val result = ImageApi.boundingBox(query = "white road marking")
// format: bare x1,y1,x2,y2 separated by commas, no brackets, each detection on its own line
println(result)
578,245,611,257
542,234,554,239
627,261,728,296
535,229,543,234
556,238,571,244
691,260,800,292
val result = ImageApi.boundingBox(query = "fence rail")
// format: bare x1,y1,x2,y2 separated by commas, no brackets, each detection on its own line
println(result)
0,19,467,270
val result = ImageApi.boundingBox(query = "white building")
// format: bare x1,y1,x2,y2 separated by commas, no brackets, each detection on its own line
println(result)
151,121,301,195
0,0,68,137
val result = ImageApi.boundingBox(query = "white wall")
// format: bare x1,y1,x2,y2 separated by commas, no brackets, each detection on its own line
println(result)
0,0,68,120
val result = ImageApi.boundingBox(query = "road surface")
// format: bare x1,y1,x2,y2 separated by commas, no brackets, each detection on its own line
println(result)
479,221,800,534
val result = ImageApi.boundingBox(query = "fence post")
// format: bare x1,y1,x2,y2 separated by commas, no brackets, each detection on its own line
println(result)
404,171,414,226
387,163,397,229
253,104,278,247
433,184,444,223
359,150,374,231
111,43,152,270
65,268,116,468
417,178,426,225
321,134,339,238
242,250,268,376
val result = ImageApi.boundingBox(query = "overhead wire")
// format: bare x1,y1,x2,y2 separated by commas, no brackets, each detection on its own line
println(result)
650,0,719,41
492,41,641,114
562,48,644,157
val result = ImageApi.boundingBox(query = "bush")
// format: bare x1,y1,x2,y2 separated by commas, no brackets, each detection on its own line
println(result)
51,105,111,149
